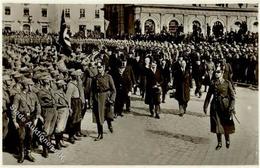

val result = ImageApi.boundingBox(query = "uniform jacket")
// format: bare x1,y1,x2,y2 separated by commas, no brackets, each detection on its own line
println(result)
204,79,235,134
92,73,116,124
12,91,41,122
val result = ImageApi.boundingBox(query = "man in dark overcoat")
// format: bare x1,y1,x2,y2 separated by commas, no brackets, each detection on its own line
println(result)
145,61,163,119
174,60,190,117
159,59,171,103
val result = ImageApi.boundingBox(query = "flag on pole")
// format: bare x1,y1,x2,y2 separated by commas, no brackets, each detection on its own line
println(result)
58,10,72,56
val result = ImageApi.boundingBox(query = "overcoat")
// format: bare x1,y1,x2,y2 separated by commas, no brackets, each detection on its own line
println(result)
204,79,235,134
174,68,190,103
92,73,116,124
145,68,163,105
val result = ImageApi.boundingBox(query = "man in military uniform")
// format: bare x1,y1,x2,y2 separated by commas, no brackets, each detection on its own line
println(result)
66,69,84,144
3,75,11,140
37,75,57,158
92,62,116,141
53,80,70,149
11,78,42,163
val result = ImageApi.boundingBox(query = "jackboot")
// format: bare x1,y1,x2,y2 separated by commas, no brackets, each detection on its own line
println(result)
18,148,25,163
107,120,113,133
25,150,35,162
42,146,48,158
95,124,103,141
55,133,61,150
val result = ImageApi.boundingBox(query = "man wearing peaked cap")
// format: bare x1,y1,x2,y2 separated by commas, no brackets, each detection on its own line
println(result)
53,79,70,149
71,69,83,76
11,77,42,163
37,73,57,158
66,67,86,143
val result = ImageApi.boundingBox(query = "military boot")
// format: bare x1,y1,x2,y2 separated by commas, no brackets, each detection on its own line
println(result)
42,146,48,158
25,150,35,162
18,150,25,163
55,133,61,150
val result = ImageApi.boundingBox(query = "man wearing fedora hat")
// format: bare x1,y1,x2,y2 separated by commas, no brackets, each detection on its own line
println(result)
11,78,42,163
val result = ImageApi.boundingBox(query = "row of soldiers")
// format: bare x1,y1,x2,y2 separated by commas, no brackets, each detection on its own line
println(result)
3,44,95,163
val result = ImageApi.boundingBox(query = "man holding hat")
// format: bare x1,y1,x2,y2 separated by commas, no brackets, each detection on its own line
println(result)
11,78,42,163
145,61,163,119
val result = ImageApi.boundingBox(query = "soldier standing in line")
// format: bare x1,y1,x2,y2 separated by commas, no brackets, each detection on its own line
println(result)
53,80,70,150
92,62,116,141
11,78,42,163
3,75,11,140
66,70,84,144
37,75,57,158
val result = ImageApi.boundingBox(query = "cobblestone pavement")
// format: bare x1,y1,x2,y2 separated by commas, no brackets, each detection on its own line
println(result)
3,87,258,165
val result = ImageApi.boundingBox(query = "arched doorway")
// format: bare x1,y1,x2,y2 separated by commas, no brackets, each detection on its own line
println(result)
192,20,201,36
212,21,224,38
4,25,11,32
169,20,179,34
23,24,30,33
233,21,241,32
144,19,155,34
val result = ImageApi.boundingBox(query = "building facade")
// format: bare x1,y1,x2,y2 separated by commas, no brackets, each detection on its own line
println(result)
2,3,105,35
104,4,258,37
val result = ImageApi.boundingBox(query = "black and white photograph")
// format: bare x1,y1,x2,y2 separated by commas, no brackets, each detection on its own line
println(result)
2,1,259,165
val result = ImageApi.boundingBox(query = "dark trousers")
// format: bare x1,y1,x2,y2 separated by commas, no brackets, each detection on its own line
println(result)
126,96,130,111
68,98,82,138
149,104,160,115
216,133,230,143
114,89,127,115
194,78,202,96
178,101,188,114
17,121,33,157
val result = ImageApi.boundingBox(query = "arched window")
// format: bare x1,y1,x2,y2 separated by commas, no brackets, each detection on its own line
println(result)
233,21,241,32
23,24,30,33
212,21,224,37
144,19,155,34
192,20,201,35
169,20,179,33
4,25,11,32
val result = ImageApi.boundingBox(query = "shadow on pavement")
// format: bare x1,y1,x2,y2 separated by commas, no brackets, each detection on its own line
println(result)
146,129,210,144
190,97,205,102
132,106,206,118
130,96,144,102
129,110,151,117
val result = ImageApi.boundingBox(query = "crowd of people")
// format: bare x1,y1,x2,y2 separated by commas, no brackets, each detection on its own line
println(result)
2,28,258,163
